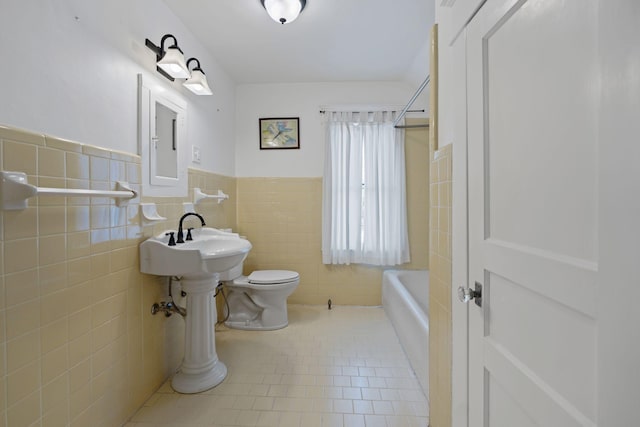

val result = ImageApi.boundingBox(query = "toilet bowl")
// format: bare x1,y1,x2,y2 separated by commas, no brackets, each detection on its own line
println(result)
222,267,299,330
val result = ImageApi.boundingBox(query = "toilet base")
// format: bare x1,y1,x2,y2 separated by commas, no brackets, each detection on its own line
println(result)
224,319,288,331
171,360,227,394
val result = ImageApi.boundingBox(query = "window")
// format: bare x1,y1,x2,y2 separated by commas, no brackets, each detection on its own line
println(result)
322,111,410,266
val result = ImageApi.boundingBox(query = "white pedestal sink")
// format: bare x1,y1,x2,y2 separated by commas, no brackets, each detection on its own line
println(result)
139,228,252,393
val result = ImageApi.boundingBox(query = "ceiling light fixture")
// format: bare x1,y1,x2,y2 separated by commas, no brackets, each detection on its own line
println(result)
261,0,307,25
145,34,190,81
183,58,213,96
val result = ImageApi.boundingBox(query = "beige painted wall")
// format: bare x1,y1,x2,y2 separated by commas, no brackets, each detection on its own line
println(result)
237,119,429,306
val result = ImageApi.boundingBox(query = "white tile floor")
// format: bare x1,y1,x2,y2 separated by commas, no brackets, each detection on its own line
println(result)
125,305,428,427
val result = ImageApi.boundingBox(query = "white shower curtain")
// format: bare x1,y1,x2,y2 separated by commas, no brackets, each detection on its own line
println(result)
322,111,410,266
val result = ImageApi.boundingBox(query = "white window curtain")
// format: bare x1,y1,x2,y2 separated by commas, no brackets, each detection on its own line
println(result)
322,110,410,266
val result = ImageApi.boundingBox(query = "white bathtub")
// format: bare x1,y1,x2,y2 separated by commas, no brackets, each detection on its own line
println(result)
382,269,429,397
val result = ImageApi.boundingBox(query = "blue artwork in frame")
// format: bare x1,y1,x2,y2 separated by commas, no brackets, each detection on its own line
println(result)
259,117,300,149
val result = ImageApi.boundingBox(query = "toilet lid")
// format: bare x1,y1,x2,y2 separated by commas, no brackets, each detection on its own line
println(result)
248,270,299,284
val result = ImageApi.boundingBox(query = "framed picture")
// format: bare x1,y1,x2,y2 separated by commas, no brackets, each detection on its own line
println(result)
259,117,300,149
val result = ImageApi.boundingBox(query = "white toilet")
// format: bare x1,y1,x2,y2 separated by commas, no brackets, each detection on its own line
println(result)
221,263,299,331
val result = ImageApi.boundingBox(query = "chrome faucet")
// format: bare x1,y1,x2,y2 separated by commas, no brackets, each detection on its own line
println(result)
176,212,206,243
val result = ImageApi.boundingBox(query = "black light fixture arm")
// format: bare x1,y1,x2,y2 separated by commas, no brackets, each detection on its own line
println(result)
186,57,205,74
145,34,181,58
145,33,183,82
160,34,180,52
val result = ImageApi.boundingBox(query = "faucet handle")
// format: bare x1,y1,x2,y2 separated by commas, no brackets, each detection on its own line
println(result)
165,232,176,246
186,227,194,241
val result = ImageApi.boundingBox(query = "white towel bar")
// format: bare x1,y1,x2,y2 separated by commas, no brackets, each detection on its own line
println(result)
0,171,137,210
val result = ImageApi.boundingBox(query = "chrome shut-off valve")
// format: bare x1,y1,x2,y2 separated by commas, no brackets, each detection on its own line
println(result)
151,301,186,317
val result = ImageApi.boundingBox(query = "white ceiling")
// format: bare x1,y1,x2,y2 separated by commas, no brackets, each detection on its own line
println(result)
163,0,435,84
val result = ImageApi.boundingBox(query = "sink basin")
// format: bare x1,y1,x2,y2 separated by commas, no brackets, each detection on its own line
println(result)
140,227,252,277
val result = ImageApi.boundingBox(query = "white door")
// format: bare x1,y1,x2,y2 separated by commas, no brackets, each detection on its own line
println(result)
465,0,599,425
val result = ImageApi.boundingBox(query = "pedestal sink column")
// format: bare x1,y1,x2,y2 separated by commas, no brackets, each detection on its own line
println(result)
171,272,227,394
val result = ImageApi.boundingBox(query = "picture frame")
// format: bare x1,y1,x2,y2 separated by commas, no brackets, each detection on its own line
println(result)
259,117,300,149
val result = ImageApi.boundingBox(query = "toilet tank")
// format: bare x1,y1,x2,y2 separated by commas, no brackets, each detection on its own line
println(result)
219,261,243,281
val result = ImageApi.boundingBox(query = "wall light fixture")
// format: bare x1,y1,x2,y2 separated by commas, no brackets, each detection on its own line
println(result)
183,58,213,96
145,34,213,96
261,0,307,24
145,34,190,81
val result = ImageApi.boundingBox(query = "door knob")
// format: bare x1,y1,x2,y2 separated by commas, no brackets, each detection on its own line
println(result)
457,282,482,307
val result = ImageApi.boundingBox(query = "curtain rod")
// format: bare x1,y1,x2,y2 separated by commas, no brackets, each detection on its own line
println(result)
394,123,430,129
393,74,431,126
319,109,424,114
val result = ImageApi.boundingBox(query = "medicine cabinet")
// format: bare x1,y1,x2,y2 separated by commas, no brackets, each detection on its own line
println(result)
138,74,188,197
